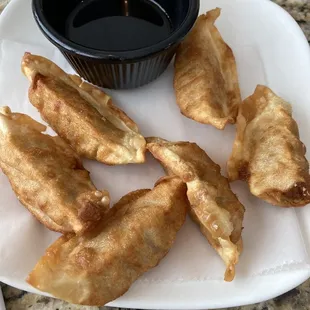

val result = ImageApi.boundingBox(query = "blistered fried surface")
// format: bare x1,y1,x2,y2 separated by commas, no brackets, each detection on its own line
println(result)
27,177,187,306
0,107,110,234
174,8,241,130
228,85,310,207
147,138,245,281
22,53,146,165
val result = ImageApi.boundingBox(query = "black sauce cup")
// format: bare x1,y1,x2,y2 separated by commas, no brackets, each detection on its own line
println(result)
32,0,199,89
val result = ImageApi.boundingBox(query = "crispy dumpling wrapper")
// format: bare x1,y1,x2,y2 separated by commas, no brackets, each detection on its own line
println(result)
174,8,241,130
27,176,188,306
0,107,110,234
22,53,146,165
227,85,310,207
147,138,245,281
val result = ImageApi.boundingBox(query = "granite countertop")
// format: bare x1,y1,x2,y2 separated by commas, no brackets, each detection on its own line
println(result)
275,0,310,40
1,0,310,310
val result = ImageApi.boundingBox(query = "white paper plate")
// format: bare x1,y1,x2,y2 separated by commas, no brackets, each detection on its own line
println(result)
1,0,310,309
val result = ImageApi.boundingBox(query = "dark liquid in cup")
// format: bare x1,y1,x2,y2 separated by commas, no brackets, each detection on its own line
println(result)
65,0,172,51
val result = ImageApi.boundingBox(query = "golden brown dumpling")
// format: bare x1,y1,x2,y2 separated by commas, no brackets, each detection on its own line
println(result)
27,176,187,306
174,8,241,130
0,107,110,234
228,85,310,207
147,138,245,281
22,53,146,165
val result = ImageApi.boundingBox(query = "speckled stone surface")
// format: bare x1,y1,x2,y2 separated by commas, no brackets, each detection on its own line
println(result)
274,0,310,41
0,0,310,309
0,283,101,310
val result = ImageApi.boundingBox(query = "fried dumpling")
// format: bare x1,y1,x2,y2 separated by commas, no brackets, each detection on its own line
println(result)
27,176,187,306
22,53,146,165
227,85,310,207
174,8,241,130
0,107,110,234
147,138,245,281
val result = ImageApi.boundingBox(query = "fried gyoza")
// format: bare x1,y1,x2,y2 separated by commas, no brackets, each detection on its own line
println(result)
147,138,245,281
227,85,310,207
174,8,241,130
27,176,187,306
0,107,110,234
22,53,146,165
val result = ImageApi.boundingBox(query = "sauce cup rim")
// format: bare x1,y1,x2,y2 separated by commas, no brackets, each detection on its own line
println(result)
32,0,200,62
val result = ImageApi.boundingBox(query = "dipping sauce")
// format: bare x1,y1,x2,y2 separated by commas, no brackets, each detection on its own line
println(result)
65,0,173,51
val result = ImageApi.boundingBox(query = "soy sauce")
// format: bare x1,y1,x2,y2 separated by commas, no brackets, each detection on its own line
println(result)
65,0,172,51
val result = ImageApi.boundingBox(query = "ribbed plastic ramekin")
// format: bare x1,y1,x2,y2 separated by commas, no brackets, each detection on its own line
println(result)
32,0,199,89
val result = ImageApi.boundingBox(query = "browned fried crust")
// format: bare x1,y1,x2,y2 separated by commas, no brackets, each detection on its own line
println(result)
27,177,188,306
174,8,241,130
227,85,310,207
147,138,245,281
0,107,110,234
22,53,146,165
